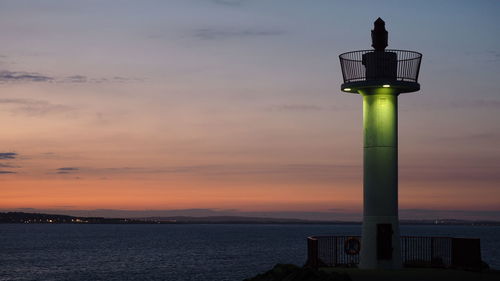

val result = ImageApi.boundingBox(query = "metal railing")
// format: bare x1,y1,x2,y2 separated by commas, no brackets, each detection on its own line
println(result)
306,235,481,269
307,236,361,267
339,49,422,84
401,236,452,267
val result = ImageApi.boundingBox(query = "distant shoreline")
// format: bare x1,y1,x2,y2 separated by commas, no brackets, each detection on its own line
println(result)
1,212,499,226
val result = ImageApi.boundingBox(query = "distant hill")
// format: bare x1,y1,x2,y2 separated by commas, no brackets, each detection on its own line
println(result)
0,212,350,224
1,212,499,225
139,216,348,224
0,212,147,224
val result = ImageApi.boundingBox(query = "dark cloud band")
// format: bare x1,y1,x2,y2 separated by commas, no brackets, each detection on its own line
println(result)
0,152,17,159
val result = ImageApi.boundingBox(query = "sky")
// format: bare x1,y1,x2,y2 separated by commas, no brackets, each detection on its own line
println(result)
0,0,499,221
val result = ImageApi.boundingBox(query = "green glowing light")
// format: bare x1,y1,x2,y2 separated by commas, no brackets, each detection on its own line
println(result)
382,84,391,88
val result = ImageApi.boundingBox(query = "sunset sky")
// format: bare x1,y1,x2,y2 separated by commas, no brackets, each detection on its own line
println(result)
1,0,499,220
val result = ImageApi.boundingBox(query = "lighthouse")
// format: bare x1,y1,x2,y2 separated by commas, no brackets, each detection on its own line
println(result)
338,18,422,269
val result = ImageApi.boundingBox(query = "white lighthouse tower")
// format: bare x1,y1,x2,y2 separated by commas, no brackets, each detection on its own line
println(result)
338,18,422,269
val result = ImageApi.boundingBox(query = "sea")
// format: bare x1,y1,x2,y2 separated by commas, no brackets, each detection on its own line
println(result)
0,224,498,281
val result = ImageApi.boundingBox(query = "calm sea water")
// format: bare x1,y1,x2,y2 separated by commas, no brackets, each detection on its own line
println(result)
0,224,498,281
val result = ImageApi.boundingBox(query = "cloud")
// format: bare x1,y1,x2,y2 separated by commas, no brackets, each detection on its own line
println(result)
83,164,359,183
0,153,19,174
58,164,358,184
267,104,324,112
99,164,357,176
0,70,53,82
58,167,79,171
0,152,17,159
0,98,74,116
57,167,79,174
491,52,500,62
0,69,139,84
61,75,139,83
186,164,358,177
193,28,284,40
450,99,500,109
40,152,57,157
63,75,88,83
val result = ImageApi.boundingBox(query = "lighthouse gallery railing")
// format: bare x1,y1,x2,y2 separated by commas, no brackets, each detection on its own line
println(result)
339,49,422,83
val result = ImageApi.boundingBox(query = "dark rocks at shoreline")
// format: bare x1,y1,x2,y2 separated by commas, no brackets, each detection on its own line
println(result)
244,264,351,281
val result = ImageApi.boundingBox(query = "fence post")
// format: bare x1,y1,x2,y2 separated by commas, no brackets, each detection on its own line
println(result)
306,237,319,268
430,237,434,266
334,236,338,266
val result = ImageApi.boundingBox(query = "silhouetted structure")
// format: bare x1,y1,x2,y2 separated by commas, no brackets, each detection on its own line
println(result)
306,235,483,270
371,17,388,51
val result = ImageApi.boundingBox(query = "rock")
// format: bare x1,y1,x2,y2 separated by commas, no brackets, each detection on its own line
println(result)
244,264,351,281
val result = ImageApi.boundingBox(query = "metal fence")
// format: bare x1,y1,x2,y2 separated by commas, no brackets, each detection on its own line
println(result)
307,236,360,267
339,49,422,84
306,235,479,269
401,236,452,267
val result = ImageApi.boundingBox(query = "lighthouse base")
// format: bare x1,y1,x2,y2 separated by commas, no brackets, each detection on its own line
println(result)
359,215,402,269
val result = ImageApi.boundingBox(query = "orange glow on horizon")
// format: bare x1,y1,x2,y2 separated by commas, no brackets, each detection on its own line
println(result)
0,178,362,211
